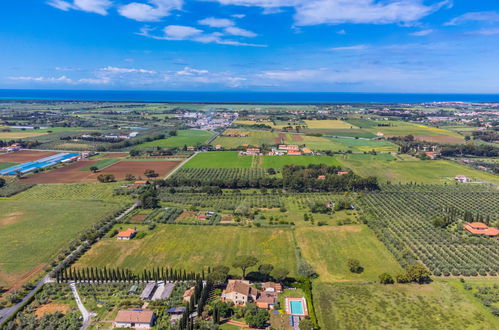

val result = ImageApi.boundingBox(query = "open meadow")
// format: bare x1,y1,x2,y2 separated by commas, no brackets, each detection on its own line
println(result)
183,151,253,168
295,225,403,282
134,129,214,148
303,120,357,129
314,280,499,330
74,224,297,276
0,199,124,288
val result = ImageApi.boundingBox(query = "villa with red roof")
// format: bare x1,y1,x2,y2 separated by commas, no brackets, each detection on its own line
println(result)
463,222,499,237
117,228,137,240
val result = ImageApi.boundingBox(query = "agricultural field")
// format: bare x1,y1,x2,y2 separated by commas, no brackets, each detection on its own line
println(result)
303,120,357,129
360,185,499,275
0,150,57,163
183,151,253,168
80,158,119,171
362,120,465,142
260,155,342,168
328,137,398,153
134,129,214,148
0,131,47,139
338,157,499,184
295,225,403,282
0,199,123,288
74,224,297,276
302,130,376,139
0,162,18,170
170,168,269,185
314,280,499,329
212,131,278,148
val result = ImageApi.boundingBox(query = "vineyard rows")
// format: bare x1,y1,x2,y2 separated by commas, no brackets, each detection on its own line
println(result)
359,185,499,276
169,168,268,183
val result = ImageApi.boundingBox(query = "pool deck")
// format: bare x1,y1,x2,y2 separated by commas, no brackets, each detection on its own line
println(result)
285,297,308,316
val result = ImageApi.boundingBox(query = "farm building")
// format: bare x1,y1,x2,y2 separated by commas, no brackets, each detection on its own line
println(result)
117,228,137,240
0,152,80,176
454,175,470,183
256,291,278,310
222,280,259,306
140,283,157,300
263,282,283,293
113,309,155,329
463,222,499,237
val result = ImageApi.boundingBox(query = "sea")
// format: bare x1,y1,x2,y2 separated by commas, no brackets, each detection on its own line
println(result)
1,89,499,103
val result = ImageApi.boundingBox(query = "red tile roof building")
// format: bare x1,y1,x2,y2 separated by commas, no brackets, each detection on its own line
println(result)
117,228,137,240
463,222,499,237
114,309,155,329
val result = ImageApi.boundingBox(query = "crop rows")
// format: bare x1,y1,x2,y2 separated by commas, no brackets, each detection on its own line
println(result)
160,192,282,210
170,168,268,183
359,185,499,276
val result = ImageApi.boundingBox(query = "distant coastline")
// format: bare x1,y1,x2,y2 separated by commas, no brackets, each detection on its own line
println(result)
1,89,499,103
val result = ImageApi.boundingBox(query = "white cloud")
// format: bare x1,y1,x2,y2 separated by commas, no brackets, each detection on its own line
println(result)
163,25,204,39
9,75,74,83
225,26,257,37
100,66,156,74
410,29,433,36
231,14,246,19
47,0,112,15
118,0,182,22
336,29,346,35
445,11,499,26
198,17,235,28
137,25,265,46
209,0,450,25
471,28,499,36
329,44,368,51
176,67,209,76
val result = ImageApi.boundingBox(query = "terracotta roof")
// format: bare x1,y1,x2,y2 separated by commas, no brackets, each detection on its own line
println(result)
263,282,283,292
225,280,259,297
183,288,195,297
256,291,277,304
115,309,154,324
118,228,136,238
469,222,489,229
134,180,147,184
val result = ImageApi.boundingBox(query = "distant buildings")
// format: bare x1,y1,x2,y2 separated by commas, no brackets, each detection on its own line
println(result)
454,175,470,183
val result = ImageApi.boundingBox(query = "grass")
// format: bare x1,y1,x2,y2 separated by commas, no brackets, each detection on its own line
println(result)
364,121,463,138
338,158,499,184
295,225,403,282
313,280,499,330
0,132,47,139
0,200,123,287
80,158,119,171
212,131,278,148
329,137,399,153
304,130,376,139
75,224,297,276
304,120,357,129
10,183,131,202
0,162,18,170
135,130,214,148
261,155,342,168
183,151,253,168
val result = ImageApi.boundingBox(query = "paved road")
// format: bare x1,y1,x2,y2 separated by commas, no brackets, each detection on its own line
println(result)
0,275,50,326
70,282,92,330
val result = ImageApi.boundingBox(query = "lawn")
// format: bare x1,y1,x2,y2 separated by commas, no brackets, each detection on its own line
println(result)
314,280,499,330
0,162,18,170
295,225,403,282
136,130,214,148
75,224,297,276
338,158,499,184
261,155,342,168
183,151,253,168
0,200,123,287
304,120,357,129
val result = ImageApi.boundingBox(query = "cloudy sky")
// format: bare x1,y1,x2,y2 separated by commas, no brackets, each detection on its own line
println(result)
1,0,499,92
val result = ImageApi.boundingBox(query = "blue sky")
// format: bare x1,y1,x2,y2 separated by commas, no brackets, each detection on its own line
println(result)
1,0,499,92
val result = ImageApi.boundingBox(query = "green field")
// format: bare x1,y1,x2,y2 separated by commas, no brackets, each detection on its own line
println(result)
261,155,342,168
10,183,131,202
183,151,253,168
0,162,18,170
304,120,357,129
296,225,403,282
303,130,376,139
314,280,499,329
0,200,123,287
212,131,278,148
75,224,297,276
364,121,463,138
80,158,119,171
136,130,214,148
329,137,398,153
339,158,499,184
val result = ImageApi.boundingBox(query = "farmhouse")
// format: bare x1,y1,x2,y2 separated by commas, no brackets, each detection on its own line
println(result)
117,228,137,240
187,146,195,151
222,280,259,306
454,175,469,183
464,222,499,237
317,175,326,180
114,309,155,329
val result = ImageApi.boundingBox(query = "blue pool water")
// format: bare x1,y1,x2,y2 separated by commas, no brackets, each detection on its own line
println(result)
290,300,304,315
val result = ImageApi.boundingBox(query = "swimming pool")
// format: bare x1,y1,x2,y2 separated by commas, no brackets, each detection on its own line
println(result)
290,300,304,315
